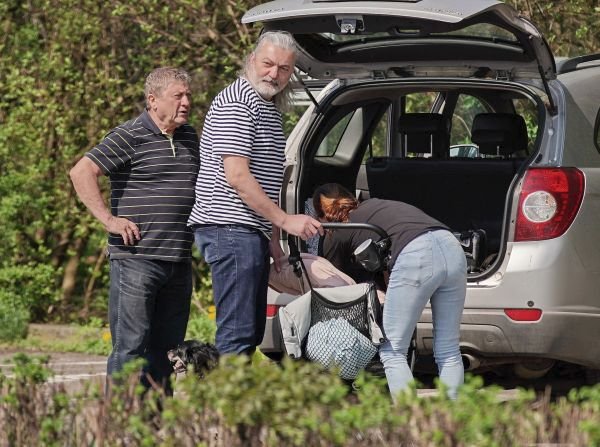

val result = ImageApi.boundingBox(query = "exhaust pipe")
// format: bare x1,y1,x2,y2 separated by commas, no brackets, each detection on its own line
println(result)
462,353,481,371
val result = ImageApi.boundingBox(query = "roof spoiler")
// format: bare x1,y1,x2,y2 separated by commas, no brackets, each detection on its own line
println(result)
557,53,600,74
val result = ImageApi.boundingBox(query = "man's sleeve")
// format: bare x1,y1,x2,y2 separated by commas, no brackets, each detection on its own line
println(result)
211,102,256,158
85,127,136,175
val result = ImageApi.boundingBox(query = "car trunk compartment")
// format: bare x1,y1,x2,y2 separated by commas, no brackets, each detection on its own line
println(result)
365,155,524,270
297,83,539,276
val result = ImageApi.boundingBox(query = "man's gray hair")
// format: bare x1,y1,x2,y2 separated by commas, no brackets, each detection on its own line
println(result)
242,31,299,112
144,67,191,109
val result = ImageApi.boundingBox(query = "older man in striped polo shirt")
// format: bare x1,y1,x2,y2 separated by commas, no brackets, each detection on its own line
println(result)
70,67,199,393
188,31,323,355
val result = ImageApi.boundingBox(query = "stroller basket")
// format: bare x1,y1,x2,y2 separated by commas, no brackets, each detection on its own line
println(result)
279,223,389,363
310,289,370,337
279,222,417,375
278,283,383,360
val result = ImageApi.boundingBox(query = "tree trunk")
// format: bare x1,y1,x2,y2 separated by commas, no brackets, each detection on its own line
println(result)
60,236,86,314
80,247,107,320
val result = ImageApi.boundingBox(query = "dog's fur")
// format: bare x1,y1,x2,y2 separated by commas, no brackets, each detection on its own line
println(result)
167,340,219,378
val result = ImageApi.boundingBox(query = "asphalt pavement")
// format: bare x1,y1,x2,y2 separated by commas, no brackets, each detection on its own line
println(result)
0,349,107,392
0,323,527,399
0,348,525,401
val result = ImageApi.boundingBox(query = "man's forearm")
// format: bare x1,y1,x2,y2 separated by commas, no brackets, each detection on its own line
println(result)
69,158,113,227
223,155,287,226
230,172,287,227
223,155,321,241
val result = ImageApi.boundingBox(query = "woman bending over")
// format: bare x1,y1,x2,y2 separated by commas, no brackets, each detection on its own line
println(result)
313,183,467,400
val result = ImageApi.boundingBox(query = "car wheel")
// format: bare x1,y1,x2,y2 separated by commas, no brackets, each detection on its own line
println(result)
262,351,284,362
513,359,555,379
585,368,600,385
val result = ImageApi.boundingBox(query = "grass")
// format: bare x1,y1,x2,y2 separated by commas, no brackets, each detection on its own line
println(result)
0,308,219,357
0,322,112,356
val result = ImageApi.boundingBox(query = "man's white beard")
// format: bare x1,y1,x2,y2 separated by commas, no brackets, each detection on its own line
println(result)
249,71,282,100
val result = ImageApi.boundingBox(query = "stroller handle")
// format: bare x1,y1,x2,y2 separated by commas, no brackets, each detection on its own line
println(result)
321,222,389,240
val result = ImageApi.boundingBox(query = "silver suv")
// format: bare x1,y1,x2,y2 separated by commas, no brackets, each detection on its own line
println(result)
244,0,600,379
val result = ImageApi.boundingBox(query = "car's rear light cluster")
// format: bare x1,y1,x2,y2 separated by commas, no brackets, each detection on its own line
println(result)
504,308,542,322
266,304,281,318
514,167,584,242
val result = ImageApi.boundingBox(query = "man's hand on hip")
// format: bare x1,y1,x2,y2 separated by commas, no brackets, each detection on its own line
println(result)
106,216,141,245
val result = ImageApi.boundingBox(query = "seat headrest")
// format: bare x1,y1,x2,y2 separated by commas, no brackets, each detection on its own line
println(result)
397,113,450,158
471,113,528,157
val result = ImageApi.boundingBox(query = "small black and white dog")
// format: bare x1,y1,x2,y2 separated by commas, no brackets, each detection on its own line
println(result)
167,340,220,378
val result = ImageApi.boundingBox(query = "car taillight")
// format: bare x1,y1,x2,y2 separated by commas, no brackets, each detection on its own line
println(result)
266,305,280,318
504,308,542,322
514,168,584,242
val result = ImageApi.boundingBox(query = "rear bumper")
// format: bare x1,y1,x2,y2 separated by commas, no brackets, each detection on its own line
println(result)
259,288,297,354
264,309,600,368
417,309,600,368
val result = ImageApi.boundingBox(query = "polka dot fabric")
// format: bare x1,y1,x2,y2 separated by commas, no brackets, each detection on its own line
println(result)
305,318,377,380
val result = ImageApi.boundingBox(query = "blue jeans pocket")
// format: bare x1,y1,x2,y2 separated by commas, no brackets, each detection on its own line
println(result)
195,228,219,264
393,234,433,287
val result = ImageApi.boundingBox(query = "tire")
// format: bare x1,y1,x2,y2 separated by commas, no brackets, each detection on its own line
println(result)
262,351,284,362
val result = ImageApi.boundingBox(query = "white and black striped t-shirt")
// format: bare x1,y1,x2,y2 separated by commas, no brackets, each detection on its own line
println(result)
86,110,199,261
188,77,286,234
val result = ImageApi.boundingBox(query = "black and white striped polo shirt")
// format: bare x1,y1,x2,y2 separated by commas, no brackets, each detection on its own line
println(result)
188,77,286,235
86,110,199,261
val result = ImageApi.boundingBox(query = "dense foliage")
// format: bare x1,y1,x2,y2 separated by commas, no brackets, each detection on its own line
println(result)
0,0,599,329
0,354,599,446
0,0,263,328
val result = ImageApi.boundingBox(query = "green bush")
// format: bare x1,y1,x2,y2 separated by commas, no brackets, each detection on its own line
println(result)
1,354,599,446
0,293,29,341
185,310,217,343
185,271,217,342
167,356,353,445
0,264,58,321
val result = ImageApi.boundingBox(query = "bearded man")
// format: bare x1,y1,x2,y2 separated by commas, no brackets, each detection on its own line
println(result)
188,31,322,355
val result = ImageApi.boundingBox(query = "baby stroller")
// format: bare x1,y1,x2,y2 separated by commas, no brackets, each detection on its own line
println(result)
277,222,417,380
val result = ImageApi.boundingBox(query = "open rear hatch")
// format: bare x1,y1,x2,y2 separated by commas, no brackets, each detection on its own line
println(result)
243,0,556,110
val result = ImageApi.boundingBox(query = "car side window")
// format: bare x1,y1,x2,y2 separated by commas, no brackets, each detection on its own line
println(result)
315,111,354,157
513,97,538,154
405,92,437,112
362,107,390,162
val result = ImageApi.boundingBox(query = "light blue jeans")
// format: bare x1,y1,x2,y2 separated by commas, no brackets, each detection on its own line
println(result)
379,229,467,400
